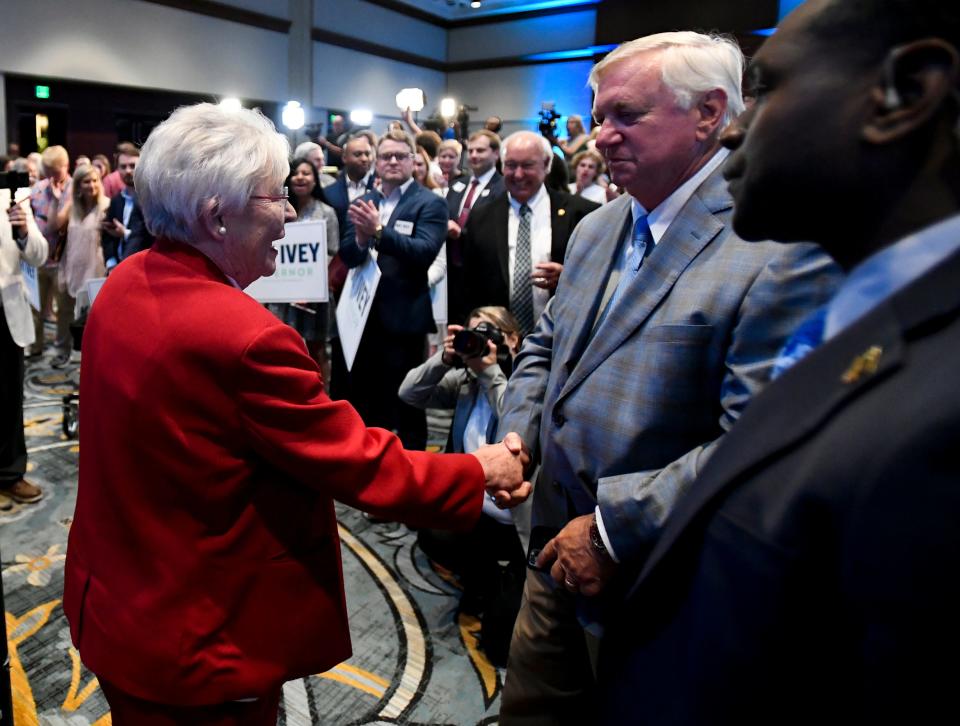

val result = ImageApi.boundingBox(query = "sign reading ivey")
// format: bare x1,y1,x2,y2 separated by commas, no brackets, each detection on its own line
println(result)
244,220,329,303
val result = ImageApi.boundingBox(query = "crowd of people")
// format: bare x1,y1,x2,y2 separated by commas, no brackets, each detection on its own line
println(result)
2,0,958,721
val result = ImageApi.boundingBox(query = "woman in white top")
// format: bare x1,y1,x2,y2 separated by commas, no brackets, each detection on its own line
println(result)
54,165,109,365
436,139,464,196
567,148,609,205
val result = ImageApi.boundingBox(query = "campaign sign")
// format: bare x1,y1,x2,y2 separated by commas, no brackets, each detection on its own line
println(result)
336,251,381,372
244,220,328,302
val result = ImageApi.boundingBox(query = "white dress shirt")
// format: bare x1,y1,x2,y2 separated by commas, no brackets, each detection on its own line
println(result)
455,166,498,216
507,184,552,321
346,171,373,203
379,178,414,227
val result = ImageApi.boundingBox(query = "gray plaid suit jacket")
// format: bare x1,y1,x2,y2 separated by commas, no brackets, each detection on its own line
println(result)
497,165,842,566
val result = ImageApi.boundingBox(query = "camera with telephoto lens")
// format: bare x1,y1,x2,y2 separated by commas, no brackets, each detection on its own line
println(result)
453,321,514,377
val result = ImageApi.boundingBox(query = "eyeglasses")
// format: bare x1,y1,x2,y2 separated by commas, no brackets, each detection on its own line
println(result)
249,186,289,204
379,152,414,162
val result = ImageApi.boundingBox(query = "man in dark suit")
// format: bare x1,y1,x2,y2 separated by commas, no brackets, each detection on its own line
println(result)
100,143,153,269
495,31,841,724
446,129,505,323
321,133,375,232
461,131,599,331
336,129,448,450
596,2,960,724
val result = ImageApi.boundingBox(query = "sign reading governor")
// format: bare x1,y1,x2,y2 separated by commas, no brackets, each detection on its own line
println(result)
244,220,329,303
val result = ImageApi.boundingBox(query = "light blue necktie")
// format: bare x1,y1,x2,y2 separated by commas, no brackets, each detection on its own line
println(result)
607,214,651,312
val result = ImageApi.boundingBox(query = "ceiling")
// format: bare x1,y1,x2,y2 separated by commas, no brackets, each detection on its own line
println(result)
385,0,598,22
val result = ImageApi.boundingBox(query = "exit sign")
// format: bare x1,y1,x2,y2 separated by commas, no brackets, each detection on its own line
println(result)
35,85,50,99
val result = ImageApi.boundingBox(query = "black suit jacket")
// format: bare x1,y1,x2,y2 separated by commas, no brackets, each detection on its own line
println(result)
446,171,504,222
323,172,376,233
596,246,960,725
339,181,448,335
460,187,599,316
101,191,153,264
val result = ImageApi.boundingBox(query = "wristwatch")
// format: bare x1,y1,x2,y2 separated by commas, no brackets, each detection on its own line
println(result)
589,514,609,558
372,223,383,243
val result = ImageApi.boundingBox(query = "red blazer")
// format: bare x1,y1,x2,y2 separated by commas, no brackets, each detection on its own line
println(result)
64,239,484,705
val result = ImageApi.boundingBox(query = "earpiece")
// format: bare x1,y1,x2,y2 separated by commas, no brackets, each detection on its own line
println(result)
883,85,902,110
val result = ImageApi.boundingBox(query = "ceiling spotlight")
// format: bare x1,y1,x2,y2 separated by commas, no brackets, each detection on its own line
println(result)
218,97,242,111
470,0,482,7
350,109,373,127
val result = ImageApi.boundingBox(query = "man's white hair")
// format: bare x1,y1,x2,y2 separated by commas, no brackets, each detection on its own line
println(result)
293,141,322,159
501,130,553,172
589,31,746,128
135,103,289,242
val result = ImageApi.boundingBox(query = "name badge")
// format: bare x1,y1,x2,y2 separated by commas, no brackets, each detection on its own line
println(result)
394,220,414,235
452,181,466,193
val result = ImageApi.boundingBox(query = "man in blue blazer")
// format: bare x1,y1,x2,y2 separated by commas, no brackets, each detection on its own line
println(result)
596,1,960,723
336,129,448,450
321,133,375,232
496,31,842,723
100,146,153,269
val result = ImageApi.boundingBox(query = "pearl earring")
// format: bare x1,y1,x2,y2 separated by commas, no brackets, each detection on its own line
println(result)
218,225,227,235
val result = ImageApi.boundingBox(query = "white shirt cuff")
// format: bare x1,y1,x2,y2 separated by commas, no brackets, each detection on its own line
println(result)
594,505,620,563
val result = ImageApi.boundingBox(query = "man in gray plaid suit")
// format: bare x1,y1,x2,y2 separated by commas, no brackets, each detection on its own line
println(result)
496,31,843,724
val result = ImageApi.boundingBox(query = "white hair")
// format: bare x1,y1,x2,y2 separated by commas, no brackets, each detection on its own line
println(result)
135,103,289,242
501,130,553,172
589,31,746,128
293,141,322,159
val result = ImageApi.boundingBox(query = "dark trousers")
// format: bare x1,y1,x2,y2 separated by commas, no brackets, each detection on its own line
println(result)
99,679,281,726
331,314,427,450
0,317,26,484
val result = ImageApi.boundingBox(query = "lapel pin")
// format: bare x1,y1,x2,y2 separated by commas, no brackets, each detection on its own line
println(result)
841,345,883,384
558,208,566,216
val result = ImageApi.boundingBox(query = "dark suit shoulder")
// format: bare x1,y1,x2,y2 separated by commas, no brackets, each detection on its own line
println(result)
549,188,601,216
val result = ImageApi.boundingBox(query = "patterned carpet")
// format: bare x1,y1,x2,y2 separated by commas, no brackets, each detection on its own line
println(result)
2,345,506,725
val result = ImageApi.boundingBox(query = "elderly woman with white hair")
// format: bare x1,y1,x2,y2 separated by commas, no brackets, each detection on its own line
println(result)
63,102,529,725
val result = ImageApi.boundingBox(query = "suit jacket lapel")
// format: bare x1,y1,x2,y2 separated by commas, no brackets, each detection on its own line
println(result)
630,302,906,598
494,195,511,288
559,197,633,378
549,189,567,262
559,173,728,401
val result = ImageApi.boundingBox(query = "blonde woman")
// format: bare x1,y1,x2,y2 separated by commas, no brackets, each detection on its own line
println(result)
54,165,108,365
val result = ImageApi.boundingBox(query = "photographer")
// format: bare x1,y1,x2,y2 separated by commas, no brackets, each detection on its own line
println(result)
399,306,527,665
0,183,47,508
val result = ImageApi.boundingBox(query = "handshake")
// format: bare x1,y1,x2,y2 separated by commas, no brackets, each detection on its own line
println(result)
471,432,532,508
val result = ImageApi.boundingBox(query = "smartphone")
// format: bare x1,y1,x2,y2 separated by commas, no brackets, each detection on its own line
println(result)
527,525,561,571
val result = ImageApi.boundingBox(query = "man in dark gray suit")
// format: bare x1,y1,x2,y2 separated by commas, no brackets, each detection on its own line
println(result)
597,2,960,723
496,31,842,724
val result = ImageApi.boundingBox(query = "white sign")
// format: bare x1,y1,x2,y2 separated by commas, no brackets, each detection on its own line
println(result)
335,251,381,371
86,277,107,308
244,220,328,303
